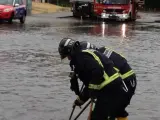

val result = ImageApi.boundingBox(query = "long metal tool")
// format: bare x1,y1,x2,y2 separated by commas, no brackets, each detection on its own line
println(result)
69,105,76,120
69,84,84,120
74,100,92,120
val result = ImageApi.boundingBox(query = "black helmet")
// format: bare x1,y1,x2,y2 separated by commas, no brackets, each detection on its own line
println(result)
80,41,98,50
58,38,81,59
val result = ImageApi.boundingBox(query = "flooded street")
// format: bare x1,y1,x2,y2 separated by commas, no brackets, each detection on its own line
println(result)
0,11,160,120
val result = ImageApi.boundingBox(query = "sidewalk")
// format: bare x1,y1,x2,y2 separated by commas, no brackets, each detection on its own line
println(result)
32,2,70,14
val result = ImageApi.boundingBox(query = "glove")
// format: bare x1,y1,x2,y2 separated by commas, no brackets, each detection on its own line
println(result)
73,97,85,107
69,72,80,95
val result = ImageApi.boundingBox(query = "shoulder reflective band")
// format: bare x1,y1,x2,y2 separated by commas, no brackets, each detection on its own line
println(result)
82,50,119,90
103,47,112,58
120,70,134,80
105,47,126,58
103,47,134,80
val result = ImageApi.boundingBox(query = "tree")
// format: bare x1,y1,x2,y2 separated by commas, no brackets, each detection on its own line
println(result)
145,0,160,8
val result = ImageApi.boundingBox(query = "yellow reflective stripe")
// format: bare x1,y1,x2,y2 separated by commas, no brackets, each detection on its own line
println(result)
88,84,100,90
83,50,104,67
114,67,119,72
121,70,134,80
104,47,134,80
83,50,120,90
114,67,134,80
92,102,96,111
88,73,119,90
83,50,109,80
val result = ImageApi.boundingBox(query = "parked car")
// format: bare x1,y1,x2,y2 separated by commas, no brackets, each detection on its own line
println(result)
0,0,27,24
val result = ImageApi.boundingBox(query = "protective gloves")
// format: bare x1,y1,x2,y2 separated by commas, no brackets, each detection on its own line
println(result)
73,87,90,108
69,71,80,95
73,96,85,107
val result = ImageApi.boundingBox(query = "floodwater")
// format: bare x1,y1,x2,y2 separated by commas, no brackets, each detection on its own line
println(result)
0,11,160,120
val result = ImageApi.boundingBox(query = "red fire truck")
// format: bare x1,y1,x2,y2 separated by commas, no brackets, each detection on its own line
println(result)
70,0,138,21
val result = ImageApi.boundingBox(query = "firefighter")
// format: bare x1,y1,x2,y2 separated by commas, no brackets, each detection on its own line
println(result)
79,41,137,105
58,38,130,120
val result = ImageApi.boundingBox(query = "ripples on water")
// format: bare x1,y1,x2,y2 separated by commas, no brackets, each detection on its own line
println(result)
0,12,160,120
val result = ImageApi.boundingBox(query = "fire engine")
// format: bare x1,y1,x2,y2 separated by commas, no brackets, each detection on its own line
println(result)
70,0,138,21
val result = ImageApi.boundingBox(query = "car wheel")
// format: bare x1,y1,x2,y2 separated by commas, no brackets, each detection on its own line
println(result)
20,15,26,24
8,14,14,24
125,13,132,22
129,13,132,21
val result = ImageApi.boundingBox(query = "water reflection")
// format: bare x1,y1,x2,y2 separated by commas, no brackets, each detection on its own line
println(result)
0,21,52,33
122,23,126,38
101,22,127,38
101,22,105,37
90,22,128,38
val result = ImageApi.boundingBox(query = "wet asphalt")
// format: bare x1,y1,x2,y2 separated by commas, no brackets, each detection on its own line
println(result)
0,11,160,120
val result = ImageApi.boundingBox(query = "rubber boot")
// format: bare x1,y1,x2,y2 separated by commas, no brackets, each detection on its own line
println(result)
117,117,128,120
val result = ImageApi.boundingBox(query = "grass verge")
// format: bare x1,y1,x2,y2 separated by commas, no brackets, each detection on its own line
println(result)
32,2,70,14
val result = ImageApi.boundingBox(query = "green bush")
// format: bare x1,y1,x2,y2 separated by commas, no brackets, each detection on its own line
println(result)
49,0,71,7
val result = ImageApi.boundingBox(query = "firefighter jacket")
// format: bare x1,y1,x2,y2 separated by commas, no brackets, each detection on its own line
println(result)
79,41,135,80
70,49,122,102
98,47,135,80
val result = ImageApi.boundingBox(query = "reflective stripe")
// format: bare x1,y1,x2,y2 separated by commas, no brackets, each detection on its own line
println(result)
114,67,134,80
106,50,112,58
105,47,125,58
104,48,112,58
89,73,119,90
121,70,134,80
64,39,71,46
114,67,119,72
87,42,91,49
104,47,134,79
92,99,97,111
83,50,119,90
92,102,95,111
103,48,112,58
103,49,108,55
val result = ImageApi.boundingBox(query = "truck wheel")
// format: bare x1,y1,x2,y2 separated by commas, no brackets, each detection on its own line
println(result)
132,18,136,21
129,13,136,22
73,12,76,17
20,15,26,24
8,13,14,24
126,13,132,22
73,12,78,18
89,14,96,20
